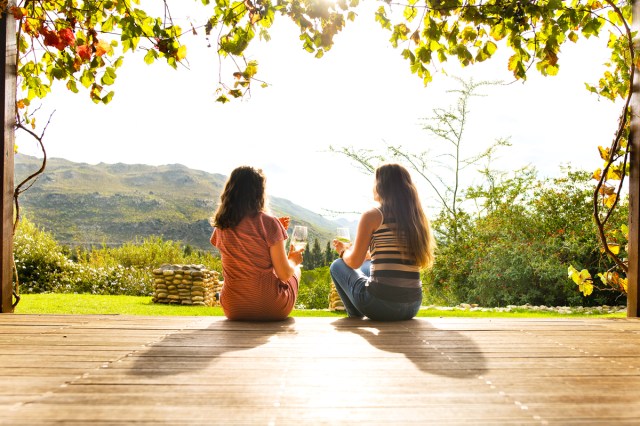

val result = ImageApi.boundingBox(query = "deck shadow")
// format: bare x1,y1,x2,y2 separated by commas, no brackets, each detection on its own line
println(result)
331,317,488,378
128,317,298,377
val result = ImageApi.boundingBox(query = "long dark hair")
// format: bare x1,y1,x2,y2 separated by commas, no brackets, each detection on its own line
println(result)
212,166,266,230
375,163,435,268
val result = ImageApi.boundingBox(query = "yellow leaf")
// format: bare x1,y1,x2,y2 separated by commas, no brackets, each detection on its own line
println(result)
578,269,591,282
176,45,187,61
621,224,629,239
579,280,593,296
607,243,620,255
620,278,628,292
429,39,442,50
568,266,593,296
14,143,18,154
95,40,112,57
604,193,617,209
592,168,602,180
568,266,587,284
606,167,623,181
598,145,610,161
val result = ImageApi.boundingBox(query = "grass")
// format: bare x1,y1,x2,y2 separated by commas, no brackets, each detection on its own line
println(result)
12,294,627,318
13,294,345,317
417,307,625,318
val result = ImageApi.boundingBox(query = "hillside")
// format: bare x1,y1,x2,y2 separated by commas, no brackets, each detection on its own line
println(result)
14,155,350,251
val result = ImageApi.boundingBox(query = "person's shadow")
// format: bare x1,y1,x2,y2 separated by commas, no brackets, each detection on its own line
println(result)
331,317,488,378
128,317,297,377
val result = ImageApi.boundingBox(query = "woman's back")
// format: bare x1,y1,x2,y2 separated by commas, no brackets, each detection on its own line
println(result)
213,212,281,282
368,212,422,303
211,212,298,321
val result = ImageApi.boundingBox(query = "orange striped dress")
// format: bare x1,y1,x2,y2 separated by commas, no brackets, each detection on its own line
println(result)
210,212,299,321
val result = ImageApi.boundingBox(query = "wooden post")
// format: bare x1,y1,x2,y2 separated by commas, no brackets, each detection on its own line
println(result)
627,0,640,317
0,4,16,314
630,126,639,317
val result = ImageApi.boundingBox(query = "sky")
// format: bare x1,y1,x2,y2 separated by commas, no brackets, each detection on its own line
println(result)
15,1,624,220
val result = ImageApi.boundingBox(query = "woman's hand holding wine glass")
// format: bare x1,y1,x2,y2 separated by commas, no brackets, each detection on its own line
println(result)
333,227,351,256
288,225,307,266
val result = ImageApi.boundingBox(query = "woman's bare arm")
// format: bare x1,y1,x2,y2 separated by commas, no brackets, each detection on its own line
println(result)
271,239,302,281
335,208,382,269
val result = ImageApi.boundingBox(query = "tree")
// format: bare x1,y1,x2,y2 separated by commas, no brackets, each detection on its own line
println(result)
324,241,337,266
426,167,626,307
8,1,631,122
304,238,324,269
332,78,510,246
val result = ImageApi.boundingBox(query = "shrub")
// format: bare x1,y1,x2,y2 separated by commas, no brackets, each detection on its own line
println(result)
84,236,222,271
66,264,154,296
14,220,219,296
297,266,332,309
424,168,626,307
13,218,76,293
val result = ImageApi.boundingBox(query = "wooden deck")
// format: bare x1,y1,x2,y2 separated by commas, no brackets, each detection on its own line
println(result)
1,315,640,425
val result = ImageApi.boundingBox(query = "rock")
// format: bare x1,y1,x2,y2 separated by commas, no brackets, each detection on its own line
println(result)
328,282,344,311
152,264,221,307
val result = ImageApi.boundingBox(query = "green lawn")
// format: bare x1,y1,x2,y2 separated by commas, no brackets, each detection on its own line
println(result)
11,294,627,318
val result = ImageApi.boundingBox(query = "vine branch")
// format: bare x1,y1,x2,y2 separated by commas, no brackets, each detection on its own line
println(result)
13,110,54,233
592,0,633,273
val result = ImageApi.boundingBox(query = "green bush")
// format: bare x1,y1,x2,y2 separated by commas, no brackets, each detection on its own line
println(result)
297,266,332,309
64,264,154,296
82,236,222,271
13,218,75,293
14,219,221,296
424,168,627,307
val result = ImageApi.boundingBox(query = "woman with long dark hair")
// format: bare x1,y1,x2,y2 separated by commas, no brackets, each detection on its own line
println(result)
330,163,435,321
210,166,303,321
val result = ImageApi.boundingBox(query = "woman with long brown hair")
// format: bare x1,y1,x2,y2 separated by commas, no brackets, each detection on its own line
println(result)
330,163,435,321
210,166,303,321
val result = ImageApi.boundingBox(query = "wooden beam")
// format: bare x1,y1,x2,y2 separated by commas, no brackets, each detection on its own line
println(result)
627,0,640,317
629,123,639,317
0,4,16,314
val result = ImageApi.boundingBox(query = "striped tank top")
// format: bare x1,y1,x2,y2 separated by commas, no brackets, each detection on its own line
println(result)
368,209,422,303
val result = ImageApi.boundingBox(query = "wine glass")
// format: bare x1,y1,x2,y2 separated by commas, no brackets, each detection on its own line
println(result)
290,225,308,252
336,227,351,245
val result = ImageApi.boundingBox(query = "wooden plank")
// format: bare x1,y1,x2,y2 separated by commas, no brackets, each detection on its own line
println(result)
1,316,640,424
0,1,16,314
0,404,539,424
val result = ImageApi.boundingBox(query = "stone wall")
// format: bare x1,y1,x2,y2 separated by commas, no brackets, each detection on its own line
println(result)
152,264,222,307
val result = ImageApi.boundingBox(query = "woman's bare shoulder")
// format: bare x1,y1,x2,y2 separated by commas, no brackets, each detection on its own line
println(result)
360,207,383,228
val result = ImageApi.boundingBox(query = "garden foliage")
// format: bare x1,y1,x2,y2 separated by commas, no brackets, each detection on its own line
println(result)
298,267,332,310
14,179,627,308
8,0,634,308
424,168,628,307
13,218,221,296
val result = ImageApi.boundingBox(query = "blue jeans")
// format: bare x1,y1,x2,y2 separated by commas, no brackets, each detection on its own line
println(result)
329,259,422,321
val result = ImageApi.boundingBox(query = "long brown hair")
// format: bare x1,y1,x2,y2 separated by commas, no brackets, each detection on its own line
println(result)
375,163,435,268
212,166,266,230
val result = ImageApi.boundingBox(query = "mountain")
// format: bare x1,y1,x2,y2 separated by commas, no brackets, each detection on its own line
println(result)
14,154,353,251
